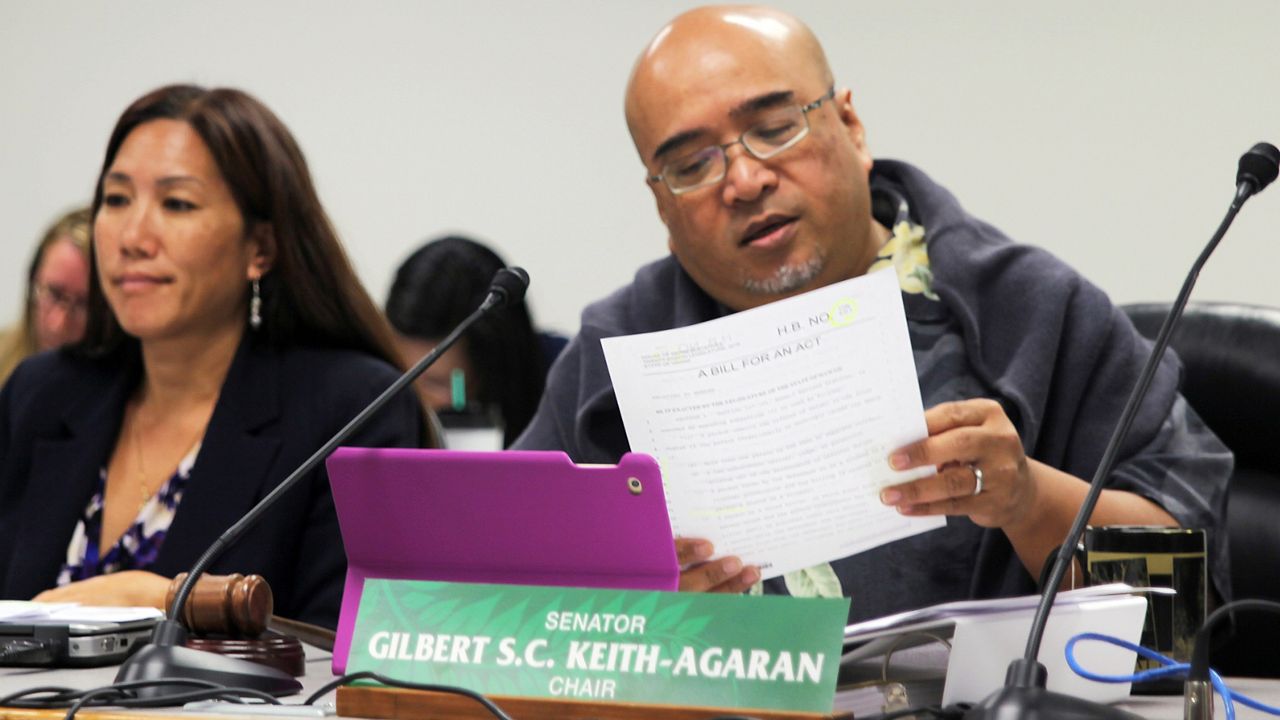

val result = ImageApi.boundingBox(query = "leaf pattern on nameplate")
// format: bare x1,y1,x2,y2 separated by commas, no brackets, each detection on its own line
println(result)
646,595,692,635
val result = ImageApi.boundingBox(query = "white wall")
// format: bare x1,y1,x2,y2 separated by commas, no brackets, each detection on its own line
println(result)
2,1,1277,335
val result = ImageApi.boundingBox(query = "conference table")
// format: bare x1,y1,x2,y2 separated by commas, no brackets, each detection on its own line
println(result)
3,644,1279,719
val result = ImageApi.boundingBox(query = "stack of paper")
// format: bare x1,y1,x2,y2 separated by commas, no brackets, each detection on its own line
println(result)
839,583,1161,706
843,582,1166,654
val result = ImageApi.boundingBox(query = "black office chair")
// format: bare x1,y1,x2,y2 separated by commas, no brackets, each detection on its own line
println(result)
1123,301,1280,677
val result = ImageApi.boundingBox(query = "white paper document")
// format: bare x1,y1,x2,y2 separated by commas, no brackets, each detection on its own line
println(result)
601,269,944,579
0,600,163,623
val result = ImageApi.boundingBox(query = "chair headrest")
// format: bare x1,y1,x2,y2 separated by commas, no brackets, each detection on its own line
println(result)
1123,302,1280,469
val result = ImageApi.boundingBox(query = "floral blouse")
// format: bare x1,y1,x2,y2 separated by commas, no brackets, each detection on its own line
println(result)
56,443,200,585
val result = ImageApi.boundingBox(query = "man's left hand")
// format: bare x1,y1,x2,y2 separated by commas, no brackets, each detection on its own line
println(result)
879,399,1035,529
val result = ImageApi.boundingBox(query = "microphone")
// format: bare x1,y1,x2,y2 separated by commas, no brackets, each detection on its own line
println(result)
115,267,530,700
483,266,530,310
963,142,1278,720
1237,142,1280,197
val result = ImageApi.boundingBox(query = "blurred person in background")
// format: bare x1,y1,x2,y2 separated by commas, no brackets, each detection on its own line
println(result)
0,207,93,383
385,235,565,447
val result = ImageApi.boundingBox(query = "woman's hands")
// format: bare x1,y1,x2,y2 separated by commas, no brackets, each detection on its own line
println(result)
32,570,170,610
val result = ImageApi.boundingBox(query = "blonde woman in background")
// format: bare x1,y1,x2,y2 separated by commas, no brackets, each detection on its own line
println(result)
0,207,93,383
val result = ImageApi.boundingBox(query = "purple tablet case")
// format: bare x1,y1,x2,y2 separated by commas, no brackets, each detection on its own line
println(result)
326,448,678,673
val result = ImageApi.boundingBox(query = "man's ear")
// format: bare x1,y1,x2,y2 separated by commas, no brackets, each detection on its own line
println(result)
834,88,873,174
246,222,277,280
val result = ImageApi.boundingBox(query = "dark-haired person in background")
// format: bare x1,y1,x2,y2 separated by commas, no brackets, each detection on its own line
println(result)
0,207,93,384
385,235,564,447
0,84,427,629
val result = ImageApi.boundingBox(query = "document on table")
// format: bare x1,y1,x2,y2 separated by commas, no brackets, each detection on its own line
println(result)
601,268,945,579
0,600,163,623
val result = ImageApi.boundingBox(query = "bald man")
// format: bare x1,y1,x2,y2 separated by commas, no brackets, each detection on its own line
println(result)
514,6,1230,622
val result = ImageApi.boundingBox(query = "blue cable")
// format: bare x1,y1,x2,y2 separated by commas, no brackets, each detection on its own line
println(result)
1065,632,1280,718
1064,633,1234,720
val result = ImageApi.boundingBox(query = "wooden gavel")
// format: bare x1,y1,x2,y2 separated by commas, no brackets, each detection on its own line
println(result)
164,573,335,650
164,572,273,637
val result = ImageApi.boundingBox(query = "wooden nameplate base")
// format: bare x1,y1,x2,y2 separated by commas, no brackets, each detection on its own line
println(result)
337,685,852,720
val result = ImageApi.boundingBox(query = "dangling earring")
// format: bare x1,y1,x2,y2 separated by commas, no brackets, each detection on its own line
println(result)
249,278,262,330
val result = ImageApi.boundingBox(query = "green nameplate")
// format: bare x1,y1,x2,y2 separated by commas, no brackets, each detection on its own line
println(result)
347,579,850,713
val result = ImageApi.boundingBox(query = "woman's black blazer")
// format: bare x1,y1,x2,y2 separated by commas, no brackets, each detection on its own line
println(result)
0,337,424,629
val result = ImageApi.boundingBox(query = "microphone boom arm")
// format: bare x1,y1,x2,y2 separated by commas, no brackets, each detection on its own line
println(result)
168,302,486,617
965,144,1278,718
169,266,527,617
1018,186,1245,676
116,268,528,700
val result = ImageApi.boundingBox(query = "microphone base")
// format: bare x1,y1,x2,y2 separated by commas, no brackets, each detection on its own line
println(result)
115,621,302,701
962,684,1146,720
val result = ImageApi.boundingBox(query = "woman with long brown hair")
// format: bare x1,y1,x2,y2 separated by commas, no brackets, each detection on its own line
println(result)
0,85,426,628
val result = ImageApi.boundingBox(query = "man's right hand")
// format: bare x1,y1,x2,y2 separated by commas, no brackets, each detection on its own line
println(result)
675,537,760,593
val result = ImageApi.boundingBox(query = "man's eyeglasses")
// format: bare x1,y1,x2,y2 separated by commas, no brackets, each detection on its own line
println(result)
648,87,836,195
32,282,88,318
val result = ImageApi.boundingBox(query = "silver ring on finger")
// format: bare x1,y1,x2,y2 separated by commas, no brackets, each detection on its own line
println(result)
969,463,984,496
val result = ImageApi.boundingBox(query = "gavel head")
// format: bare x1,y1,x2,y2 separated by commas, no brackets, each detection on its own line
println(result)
165,573,273,638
